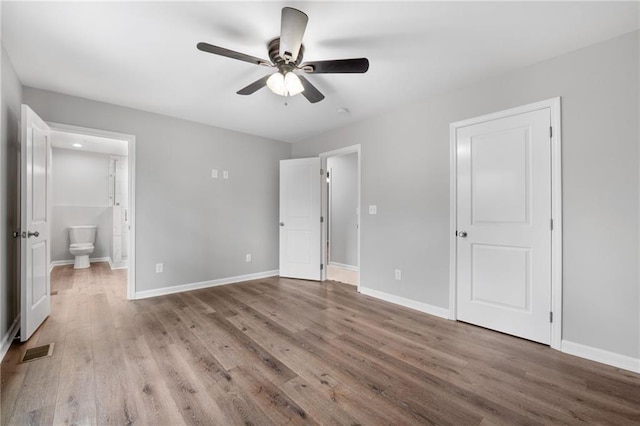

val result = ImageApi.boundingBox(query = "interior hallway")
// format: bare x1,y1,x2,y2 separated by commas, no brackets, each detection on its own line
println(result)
2,263,639,425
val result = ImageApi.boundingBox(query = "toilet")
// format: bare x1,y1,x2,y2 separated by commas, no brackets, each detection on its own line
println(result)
69,225,97,269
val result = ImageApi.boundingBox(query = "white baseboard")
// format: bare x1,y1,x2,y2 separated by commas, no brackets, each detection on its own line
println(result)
1,315,21,362
108,258,128,270
134,270,279,300
50,257,110,270
359,286,449,319
329,262,358,272
561,340,640,373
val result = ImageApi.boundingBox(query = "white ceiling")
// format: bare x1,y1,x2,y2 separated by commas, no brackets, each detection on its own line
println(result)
3,1,638,143
51,130,128,156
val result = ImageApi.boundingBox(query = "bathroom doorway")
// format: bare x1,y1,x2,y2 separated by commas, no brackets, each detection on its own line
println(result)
320,145,360,288
48,123,136,299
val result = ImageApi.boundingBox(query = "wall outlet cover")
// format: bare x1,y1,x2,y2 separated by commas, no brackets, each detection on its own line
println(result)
211,169,218,178
223,171,229,179
368,205,377,215
394,269,401,280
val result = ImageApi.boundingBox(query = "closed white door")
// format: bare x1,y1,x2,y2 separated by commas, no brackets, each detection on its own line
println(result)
279,158,321,280
456,108,551,344
20,105,52,342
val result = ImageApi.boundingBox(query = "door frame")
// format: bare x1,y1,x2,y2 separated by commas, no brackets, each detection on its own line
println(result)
47,122,137,300
448,97,562,350
319,145,361,290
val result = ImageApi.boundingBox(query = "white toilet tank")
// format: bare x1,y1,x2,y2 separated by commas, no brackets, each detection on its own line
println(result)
69,225,97,244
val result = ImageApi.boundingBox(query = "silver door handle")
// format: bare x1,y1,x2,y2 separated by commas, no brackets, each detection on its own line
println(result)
279,222,285,227
27,231,40,238
458,231,467,238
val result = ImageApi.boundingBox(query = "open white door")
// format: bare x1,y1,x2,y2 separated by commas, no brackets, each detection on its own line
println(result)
279,158,321,281
20,105,52,342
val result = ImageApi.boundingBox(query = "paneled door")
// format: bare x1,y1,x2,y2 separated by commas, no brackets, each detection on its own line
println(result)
456,108,551,344
279,158,321,280
20,105,52,342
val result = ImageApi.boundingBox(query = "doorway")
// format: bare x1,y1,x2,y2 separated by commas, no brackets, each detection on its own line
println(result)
449,98,562,348
47,122,136,300
320,145,361,288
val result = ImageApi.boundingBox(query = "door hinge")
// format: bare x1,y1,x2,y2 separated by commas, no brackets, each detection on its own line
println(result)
550,312,553,323
550,219,554,231
326,171,330,178
321,216,324,223
320,264,324,270
549,126,553,138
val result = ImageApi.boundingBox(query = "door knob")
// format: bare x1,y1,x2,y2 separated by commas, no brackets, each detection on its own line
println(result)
279,222,285,227
458,231,467,238
27,231,40,238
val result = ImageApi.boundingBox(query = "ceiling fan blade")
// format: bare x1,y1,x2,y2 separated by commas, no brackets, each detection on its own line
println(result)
237,75,270,95
298,75,325,103
301,58,369,74
279,7,308,62
197,42,270,66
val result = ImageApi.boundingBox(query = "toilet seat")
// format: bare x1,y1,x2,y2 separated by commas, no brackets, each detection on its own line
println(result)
70,243,94,250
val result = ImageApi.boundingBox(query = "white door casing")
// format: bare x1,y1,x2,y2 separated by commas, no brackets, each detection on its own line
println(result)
279,158,321,280
20,105,52,341
454,106,554,345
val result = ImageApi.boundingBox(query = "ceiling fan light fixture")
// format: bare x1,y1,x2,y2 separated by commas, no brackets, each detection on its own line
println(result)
284,72,304,96
266,71,304,97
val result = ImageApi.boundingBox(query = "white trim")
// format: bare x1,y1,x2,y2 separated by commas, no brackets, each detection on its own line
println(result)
328,262,358,272
561,340,640,374
47,122,136,301
0,315,21,361
448,97,563,350
359,287,449,319
319,145,361,291
134,270,279,300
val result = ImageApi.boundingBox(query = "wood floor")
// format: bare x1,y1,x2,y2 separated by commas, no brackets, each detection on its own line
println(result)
2,263,639,425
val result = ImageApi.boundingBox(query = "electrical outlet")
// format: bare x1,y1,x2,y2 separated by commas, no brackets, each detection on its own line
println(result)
223,170,229,179
394,269,401,280
245,254,251,262
211,169,218,178
368,205,377,215
156,263,163,273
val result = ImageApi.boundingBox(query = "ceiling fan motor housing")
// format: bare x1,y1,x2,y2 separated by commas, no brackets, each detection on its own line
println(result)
269,38,304,73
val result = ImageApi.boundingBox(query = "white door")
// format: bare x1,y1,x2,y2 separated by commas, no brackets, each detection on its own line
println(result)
279,158,321,280
20,105,52,342
456,108,551,344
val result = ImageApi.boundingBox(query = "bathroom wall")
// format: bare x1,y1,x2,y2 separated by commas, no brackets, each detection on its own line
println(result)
327,152,358,268
51,147,112,262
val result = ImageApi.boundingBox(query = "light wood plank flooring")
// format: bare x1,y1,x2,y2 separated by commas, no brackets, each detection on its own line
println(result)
2,262,639,425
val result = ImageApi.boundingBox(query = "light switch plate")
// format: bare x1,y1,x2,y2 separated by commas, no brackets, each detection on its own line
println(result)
245,254,251,262
368,205,377,215
156,263,163,273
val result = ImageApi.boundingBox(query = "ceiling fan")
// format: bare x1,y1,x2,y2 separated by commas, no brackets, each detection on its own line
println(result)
197,7,369,103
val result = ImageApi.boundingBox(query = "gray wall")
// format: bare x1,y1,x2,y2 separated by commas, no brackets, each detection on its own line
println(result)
1,46,22,341
327,153,358,267
24,88,291,292
51,148,112,262
293,31,640,359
